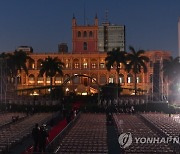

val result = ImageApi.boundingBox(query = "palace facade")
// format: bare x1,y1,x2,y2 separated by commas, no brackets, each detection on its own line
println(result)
16,16,171,96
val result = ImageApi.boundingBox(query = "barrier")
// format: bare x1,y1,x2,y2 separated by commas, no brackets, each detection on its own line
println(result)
46,112,81,153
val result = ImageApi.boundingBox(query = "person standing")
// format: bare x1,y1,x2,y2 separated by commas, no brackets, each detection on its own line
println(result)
32,123,40,152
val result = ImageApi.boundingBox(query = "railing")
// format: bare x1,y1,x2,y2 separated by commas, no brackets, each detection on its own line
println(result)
46,112,81,153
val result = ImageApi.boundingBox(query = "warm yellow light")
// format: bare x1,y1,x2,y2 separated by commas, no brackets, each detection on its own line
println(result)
66,88,69,92
30,91,39,96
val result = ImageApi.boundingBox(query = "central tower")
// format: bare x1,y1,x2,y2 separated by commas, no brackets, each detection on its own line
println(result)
72,15,98,53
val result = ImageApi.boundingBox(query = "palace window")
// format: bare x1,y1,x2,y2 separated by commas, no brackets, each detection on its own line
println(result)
136,77,140,83
119,74,124,83
75,63,79,69
109,77,114,83
83,31,87,37
83,42,87,50
37,74,43,84
46,77,50,84
65,63,69,68
89,31,93,37
92,63,96,68
78,31,81,37
29,74,35,84
83,62,88,69
127,74,133,83
100,63,105,68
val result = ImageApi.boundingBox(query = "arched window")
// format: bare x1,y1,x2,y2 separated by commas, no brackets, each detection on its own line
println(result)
17,75,21,84
83,42,87,50
119,74,124,83
28,58,35,69
37,59,43,69
37,74,43,84
109,75,115,83
78,31,81,37
136,76,141,83
82,59,88,69
83,62,88,69
65,59,70,69
46,77,50,84
89,31,93,37
91,59,97,69
127,74,133,83
29,74,35,84
83,31,87,37
73,59,79,69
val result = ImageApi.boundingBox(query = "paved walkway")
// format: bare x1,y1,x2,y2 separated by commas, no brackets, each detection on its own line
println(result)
106,113,122,154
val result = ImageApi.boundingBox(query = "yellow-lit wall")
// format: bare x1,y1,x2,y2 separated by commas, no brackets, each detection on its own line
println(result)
17,50,171,95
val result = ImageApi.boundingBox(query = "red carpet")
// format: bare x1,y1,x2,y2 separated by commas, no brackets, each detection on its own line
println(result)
48,119,67,142
22,101,82,154
22,119,67,154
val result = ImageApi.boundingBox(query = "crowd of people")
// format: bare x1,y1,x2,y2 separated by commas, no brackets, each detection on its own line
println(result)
32,123,49,153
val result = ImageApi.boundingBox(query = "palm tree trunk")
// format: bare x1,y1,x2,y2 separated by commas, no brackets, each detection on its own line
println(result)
134,73,137,95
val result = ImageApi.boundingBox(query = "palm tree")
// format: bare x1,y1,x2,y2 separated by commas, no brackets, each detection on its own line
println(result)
105,48,128,95
39,56,64,92
9,50,29,75
1,50,29,88
127,46,149,95
162,56,180,93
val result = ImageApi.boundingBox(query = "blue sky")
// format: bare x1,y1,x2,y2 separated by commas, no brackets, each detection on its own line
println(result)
0,0,180,56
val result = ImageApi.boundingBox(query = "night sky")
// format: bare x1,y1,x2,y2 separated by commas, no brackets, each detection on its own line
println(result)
0,0,180,57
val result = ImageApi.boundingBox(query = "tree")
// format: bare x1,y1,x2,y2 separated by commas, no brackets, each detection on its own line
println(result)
1,50,29,88
105,48,128,95
162,56,180,93
8,50,29,76
39,56,64,93
127,46,149,95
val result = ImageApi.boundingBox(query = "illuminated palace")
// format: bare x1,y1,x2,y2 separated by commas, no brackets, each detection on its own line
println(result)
17,16,170,96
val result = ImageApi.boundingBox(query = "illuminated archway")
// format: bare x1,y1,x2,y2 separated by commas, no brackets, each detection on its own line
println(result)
62,74,101,101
